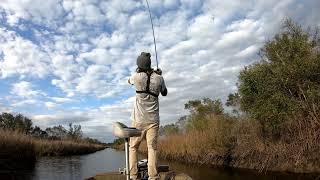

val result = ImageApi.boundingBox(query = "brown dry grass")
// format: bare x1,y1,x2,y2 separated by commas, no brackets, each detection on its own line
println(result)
232,118,320,173
112,143,125,151
35,139,106,156
0,129,106,170
0,129,36,170
138,114,320,173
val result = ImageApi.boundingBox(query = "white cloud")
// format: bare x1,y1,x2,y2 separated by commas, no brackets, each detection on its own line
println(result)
69,1,106,25
32,111,92,128
76,65,111,94
51,97,74,103
215,25,255,48
78,48,112,65
0,0,64,27
129,11,149,31
0,102,12,112
188,14,217,38
12,99,38,107
52,54,84,82
0,29,51,79
0,0,320,141
45,102,58,109
91,32,127,49
11,81,44,98
235,44,260,58
9,81,44,108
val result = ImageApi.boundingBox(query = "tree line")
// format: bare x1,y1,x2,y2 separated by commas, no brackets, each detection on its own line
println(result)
160,19,320,141
0,112,104,144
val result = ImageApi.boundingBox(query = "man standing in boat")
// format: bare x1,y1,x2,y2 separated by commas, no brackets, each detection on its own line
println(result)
128,52,167,180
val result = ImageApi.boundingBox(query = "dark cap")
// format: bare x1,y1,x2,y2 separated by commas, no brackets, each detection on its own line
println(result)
137,52,151,70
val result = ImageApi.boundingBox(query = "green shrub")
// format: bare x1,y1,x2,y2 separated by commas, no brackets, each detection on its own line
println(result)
160,124,179,136
238,19,320,137
184,98,224,131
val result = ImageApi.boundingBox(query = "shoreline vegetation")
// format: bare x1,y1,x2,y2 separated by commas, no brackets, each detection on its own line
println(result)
112,20,320,174
0,113,107,170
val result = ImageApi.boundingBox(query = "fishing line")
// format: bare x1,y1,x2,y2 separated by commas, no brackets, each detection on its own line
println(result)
144,0,159,69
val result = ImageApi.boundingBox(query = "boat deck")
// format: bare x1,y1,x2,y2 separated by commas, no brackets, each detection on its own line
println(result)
87,171,192,180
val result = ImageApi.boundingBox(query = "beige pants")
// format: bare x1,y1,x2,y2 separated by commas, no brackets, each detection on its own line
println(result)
129,122,159,180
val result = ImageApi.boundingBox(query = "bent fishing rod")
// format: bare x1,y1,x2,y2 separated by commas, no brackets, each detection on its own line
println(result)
144,0,159,70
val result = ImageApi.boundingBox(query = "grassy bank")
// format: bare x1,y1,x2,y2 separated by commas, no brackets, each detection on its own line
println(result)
35,138,106,156
0,129,106,170
138,114,320,174
0,130,36,170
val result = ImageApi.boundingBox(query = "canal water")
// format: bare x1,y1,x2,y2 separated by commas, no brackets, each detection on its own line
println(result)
1,148,317,180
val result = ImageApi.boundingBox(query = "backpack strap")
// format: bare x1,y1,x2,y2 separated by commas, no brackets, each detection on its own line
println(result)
136,71,159,97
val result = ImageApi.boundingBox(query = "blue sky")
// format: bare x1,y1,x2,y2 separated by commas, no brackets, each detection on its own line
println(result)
0,0,319,142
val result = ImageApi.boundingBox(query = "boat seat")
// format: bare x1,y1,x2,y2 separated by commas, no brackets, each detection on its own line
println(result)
113,122,141,138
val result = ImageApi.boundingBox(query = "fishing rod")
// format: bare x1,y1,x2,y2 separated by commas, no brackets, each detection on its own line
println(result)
144,0,159,70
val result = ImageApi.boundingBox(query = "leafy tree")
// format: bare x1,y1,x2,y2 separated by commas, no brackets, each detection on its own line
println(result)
238,19,320,137
226,93,240,107
23,117,33,134
185,98,224,131
68,123,83,140
14,114,33,134
45,125,68,139
226,93,241,116
0,112,15,130
112,138,125,146
0,113,33,133
0,115,2,128
0,112,102,145
31,126,48,138
159,124,179,136
185,98,224,116
175,115,188,132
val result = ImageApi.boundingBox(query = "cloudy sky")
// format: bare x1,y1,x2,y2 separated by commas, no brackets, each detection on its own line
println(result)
0,0,319,142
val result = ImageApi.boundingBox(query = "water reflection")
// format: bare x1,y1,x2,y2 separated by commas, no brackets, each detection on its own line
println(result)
1,148,318,180
0,170,34,180
0,158,35,180
33,148,124,180
34,156,82,180
159,160,313,180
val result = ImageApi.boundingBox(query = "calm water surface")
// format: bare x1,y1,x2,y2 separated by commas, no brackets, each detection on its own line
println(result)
2,148,317,180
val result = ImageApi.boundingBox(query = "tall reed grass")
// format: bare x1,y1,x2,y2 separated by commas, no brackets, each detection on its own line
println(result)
0,129,106,170
0,129,36,170
35,139,106,156
138,114,320,173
